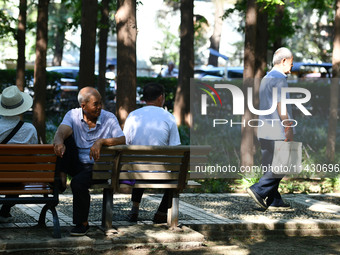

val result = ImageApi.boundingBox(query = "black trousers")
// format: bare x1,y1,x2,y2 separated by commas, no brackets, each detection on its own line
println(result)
56,136,93,225
251,138,285,206
131,188,170,213
0,184,18,216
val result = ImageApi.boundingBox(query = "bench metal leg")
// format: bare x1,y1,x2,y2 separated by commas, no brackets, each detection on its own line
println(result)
38,204,61,238
50,206,61,238
101,188,113,230
167,190,179,228
38,204,48,227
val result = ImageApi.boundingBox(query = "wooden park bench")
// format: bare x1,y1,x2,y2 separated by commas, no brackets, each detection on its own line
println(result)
91,145,210,230
0,144,61,238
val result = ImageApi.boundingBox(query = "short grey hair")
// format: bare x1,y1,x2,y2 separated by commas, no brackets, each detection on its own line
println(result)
77,87,100,106
272,47,293,66
77,92,88,105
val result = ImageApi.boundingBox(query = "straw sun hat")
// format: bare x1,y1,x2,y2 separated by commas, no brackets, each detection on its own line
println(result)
0,86,33,116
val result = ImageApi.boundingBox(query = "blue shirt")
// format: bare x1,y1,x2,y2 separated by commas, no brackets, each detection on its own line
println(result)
257,69,294,140
61,108,124,163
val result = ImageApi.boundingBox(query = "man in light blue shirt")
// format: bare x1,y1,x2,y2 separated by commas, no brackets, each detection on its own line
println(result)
54,87,125,236
247,47,294,211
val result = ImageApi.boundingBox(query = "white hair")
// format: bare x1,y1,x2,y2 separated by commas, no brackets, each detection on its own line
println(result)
77,87,100,106
272,47,293,66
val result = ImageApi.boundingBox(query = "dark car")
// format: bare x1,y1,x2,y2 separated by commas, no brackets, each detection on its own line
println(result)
289,62,332,82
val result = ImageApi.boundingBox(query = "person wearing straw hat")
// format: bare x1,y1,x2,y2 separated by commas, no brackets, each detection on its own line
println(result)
0,85,38,223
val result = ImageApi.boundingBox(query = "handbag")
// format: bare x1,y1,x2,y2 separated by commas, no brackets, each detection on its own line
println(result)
271,141,302,175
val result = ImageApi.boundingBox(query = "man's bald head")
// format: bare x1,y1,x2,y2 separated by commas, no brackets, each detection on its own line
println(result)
78,87,101,106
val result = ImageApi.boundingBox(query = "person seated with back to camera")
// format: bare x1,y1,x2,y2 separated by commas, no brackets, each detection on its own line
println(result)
123,82,181,223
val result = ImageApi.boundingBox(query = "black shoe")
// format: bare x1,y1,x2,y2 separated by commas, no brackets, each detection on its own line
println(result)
268,202,291,211
246,187,268,210
0,212,12,223
127,212,138,222
153,212,167,224
70,224,89,236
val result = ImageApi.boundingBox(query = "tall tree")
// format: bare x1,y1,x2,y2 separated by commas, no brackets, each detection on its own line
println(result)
273,3,284,50
115,0,137,126
173,0,194,127
208,0,224,66
79,0,98,88
240,0,257,167
33,0,49,144
16,0,27,92
254,3,268,107
326,0,340,161
50,1,67,66
98,0,110,106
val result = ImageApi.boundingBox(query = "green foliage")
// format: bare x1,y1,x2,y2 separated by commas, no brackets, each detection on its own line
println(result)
0,9,16,39
136,76,178,112
0,69,64,112
178,125,190,145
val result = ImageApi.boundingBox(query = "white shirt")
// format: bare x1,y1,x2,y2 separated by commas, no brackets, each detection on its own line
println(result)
123,106,181,146
0,115,38,144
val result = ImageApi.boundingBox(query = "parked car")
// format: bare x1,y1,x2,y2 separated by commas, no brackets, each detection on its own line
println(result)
288,62,332,83
194,66,243,80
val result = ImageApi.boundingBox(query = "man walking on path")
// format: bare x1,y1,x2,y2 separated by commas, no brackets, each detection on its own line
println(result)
247,47,294,211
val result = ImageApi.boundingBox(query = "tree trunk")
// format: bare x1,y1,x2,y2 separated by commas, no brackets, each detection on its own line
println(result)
16,0,27,92
79,0,98,89
33,0,49,144
52,1,67,66
115,0,137,127
208,0,223,67
52,27,65,66
173,0,194,127
254,4,268,108
273,3,284,50
241,0,257,167
52,30,64,66
98,0,109,107
326,0,340,161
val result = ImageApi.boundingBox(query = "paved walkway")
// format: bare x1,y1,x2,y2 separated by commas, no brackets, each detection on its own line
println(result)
1,193,340,228
1,193,340,254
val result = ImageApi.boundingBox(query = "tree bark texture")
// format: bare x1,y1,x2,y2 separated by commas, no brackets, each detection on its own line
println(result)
241,0,257,167
273,3,284,51
16,0,27,92
326,0,340,161
52,1,67,66
115,0,137,127
173,0,194,127
98,0,109,107
208,0,223,67
79,0,98,88
33,0,49,144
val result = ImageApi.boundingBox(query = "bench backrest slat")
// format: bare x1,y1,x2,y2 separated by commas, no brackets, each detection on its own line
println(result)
92,145,211,191
0,155,56,163
120,164,181,171
0,171,55,182
0,164,56,171
120,155,183,163
0,145,57,193
119,172,179,180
